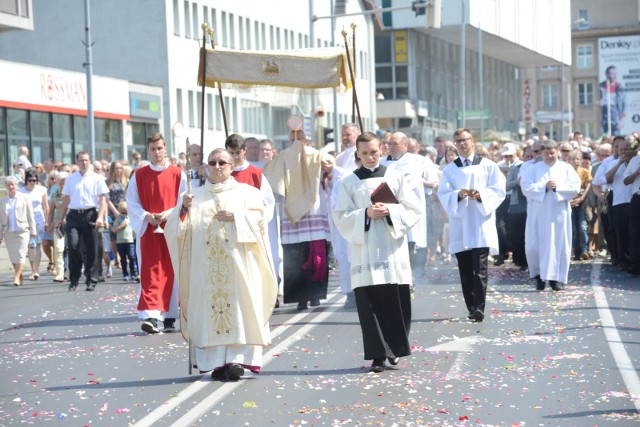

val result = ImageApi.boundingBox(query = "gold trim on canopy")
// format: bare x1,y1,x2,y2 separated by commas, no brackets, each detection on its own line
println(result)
197,47,352,92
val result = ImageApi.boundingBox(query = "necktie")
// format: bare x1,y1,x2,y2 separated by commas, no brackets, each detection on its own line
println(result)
465,159,470,167
386,155,394,161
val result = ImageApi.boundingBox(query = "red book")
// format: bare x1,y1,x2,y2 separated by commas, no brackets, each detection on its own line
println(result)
370,181,399,204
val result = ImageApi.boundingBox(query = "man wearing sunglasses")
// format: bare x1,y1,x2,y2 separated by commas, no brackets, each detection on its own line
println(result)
165,148,277,381
437,129,506,322
126,133,187,334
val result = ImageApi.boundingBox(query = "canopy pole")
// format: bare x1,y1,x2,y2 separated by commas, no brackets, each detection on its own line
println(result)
341,29,363,132
351,22,357,124
198,23,209,156
208,27,229,139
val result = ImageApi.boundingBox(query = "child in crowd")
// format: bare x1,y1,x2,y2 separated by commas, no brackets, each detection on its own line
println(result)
110,201,138,282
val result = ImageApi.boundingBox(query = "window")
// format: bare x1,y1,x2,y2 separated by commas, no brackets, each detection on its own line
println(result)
203,6,208,25
229,13,235,48
221,12,227,47
284,29,289,49
239,17,244,49
578,82,593,105
242,100,268,135
576,45,593,69
577,9,589,28
52,114,73,165
541,84,558,109
176,89,183,122
207,94,214,130
30,111,52,163
246,18,251,49
261,23,266,49
183,1,190,39
196,91,202,129
255,21,260,50
173,0,180,36
188,90,195,127
192,3,198,40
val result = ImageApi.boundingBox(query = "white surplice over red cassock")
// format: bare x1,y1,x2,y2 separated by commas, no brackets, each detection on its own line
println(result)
126,162,187,320
164,178,277,372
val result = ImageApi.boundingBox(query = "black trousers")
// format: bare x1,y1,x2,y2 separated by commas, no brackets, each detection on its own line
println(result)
508,212,527,267
455,247,489,313
495,196,511,259
354,284,411,361
611,202,630,265
629,194,640,270
604,191,618,263
65,208,99,286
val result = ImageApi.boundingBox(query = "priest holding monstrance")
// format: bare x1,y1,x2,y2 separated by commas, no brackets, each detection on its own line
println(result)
332,132,423,373
165,148,277,381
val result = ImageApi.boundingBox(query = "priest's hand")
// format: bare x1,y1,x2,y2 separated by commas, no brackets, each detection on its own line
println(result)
546,181,557,191
458,189,471,200
182,194,195,209
321,157,335,173
367,203,389,219
215,209,235,222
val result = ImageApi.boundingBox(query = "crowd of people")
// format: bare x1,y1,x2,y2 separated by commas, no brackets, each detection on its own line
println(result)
1,125,639,378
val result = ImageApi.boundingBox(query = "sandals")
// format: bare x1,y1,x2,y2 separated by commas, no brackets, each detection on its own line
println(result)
47,263,55,274
28,273,40,281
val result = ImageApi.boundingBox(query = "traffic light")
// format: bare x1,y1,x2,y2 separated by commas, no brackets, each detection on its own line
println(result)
412,0,426,16
323,127,334,145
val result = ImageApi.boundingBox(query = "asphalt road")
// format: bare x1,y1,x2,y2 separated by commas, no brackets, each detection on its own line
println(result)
0,256,638,426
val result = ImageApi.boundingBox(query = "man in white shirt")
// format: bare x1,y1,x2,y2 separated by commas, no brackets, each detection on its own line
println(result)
17,146,33,170
55,152,109,291
186,143,205,188
623,140,640,275
438,129,506,321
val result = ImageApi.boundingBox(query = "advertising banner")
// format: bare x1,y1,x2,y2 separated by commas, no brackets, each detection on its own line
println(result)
597,35,640,136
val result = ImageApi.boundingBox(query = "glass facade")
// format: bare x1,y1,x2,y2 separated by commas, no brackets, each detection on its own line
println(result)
0,108,123,176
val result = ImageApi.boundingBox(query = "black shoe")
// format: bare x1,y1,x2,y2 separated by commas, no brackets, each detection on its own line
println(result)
493,256,504,266
534,275,545,291
387,357,400,366
68,282,78,291
470,309,484,322
343,292,356,309
370,359,385,373
141,318,159,334
274,298,280,308
86,283,97,291
211,369,227,381
310,299,321,307
549,281,564,291
225,363,244,381
163,318,176,332
297,302,308,310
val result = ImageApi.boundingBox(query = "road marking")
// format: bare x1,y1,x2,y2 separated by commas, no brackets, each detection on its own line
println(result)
591,261,640,412
133,291,344,427
427,335,479,380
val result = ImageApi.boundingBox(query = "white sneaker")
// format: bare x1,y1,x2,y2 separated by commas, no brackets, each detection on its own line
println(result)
107,266,113,278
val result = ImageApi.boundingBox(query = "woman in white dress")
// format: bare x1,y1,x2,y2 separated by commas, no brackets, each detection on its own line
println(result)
19,168,49,280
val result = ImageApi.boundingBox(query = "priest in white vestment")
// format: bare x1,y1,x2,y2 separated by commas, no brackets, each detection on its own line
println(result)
521,140,580,291
333,133,423,373
165,149,277,381
380,132,429,279
437,129,506,322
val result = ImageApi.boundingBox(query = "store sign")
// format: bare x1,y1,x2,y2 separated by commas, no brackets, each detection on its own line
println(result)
523,79,532,123
0,60,130,120
130,92,161,119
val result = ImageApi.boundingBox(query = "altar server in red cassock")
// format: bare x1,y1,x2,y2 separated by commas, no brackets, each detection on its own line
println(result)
126,133,187,334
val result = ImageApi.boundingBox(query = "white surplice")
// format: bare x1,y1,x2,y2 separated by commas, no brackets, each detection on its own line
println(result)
437,159,506,255
521,160,580,284
380,153,429,248
332,169,423,289
164,178,277,371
